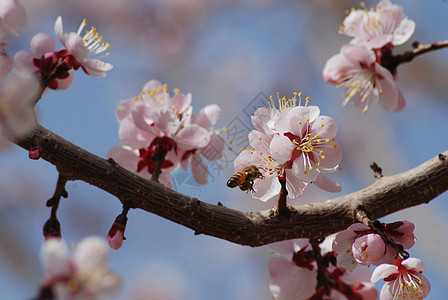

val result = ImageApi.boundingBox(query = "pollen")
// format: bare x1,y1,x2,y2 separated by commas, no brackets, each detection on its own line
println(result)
173,88,180,94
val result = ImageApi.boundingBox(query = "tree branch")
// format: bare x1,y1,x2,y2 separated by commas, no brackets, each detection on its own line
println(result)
15,124,448,247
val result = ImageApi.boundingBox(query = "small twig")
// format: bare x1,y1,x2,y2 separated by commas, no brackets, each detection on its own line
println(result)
43,174,68,238
369,162,383,179
46,174,68,218
396,40,448,66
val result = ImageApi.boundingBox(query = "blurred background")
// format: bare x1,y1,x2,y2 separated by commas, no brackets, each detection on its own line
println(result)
1,0,448,299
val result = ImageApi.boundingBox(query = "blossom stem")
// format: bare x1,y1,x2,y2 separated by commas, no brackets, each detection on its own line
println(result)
150,143,170,182
355,205,373,226
34,283,55,300
309,238,331,296
277,178,288,215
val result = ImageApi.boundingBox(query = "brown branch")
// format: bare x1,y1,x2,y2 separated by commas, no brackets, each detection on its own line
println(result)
15,124,448,247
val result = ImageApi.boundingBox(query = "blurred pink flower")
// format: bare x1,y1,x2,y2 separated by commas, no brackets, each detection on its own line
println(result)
0,0,27,38
0,71,39,151
371,258,430,300
42,237,120,300
54,16,112,77
323,44,405,113
341,0,415,49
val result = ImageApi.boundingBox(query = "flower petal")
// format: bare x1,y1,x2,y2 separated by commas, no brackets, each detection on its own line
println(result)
252,175,281,202
270,135,295,164
191,153,209,185
313,174,341,193
371,263,398,282
195,104,220,128
176,124,210,150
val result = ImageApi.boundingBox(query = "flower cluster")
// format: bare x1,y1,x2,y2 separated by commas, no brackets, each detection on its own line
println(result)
233,93,342,202
333,221,416,269
14,16,112,91
41,237,120,300
269,238,378,300
323,0,415,113
108,80,224,187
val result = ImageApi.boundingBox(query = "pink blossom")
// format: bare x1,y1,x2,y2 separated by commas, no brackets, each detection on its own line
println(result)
42,237,120,300
0,0,27,38
323,44,405,113
269,240,317,300
341,0,415,49
234,132,308,202
0,71,39,151
233,94,341,201
54,16,112,77
371,258,430,300
13,32,74,90
109,80,219,187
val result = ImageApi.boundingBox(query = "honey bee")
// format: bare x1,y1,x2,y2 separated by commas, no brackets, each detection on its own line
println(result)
227,166,264,192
